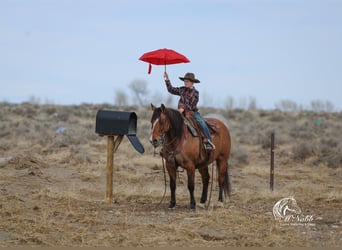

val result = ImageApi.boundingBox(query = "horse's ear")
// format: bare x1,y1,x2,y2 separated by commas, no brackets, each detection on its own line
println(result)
161,104,166,113
151,103,156,111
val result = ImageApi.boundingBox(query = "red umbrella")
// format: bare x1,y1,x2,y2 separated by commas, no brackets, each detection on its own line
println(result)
139,48,190,74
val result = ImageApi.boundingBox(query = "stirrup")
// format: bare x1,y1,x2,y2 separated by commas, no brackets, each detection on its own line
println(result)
204,140,215,150
208,140,216,150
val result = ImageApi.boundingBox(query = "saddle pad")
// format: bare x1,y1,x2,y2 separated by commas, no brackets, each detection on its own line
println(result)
184,118,198,137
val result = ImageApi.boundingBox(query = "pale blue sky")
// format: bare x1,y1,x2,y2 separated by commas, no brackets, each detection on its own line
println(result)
1,0,341,110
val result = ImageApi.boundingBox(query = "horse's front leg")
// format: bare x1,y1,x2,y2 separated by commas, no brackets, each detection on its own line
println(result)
198,166,210,205
187,167,196,209
166,162,177,208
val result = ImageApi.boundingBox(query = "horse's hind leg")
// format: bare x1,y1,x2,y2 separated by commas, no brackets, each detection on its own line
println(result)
217,158,228,203
198,167,210,205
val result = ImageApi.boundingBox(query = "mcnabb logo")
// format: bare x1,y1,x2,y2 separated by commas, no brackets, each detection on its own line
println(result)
273,197,315,226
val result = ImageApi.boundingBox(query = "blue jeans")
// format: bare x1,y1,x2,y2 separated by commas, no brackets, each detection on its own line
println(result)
193,112,212,142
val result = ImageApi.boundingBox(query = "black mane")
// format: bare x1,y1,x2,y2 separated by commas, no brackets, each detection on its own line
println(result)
152,106,184,140
165,107,184,140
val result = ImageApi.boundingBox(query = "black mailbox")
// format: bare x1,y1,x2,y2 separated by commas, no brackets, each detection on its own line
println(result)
96,110,137,135
95,110,144,153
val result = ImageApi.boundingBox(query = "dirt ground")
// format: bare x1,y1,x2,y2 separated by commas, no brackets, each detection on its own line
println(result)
0,103,341,247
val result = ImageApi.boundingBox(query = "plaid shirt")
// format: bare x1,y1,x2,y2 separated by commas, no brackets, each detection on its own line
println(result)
165,80,199,112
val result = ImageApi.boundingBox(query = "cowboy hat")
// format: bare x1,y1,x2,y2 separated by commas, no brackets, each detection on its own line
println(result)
179,72,200,83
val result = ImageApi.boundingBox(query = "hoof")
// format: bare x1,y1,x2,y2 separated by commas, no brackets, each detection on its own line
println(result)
197,202,206,209
168,201,176,209
216,201,225,208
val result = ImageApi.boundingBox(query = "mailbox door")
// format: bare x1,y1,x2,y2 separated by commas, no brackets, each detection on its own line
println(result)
127,135,145,154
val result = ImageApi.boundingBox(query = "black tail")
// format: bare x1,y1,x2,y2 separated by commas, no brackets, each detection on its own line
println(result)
223,161,231,199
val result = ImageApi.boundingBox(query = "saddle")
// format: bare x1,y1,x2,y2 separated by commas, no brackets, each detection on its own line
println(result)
184,116,220,161
184,116,220,137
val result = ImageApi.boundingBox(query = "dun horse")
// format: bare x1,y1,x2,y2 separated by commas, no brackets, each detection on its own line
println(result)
150,104,231,209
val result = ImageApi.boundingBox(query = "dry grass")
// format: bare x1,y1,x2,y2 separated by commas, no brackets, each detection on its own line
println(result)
0,103,341,247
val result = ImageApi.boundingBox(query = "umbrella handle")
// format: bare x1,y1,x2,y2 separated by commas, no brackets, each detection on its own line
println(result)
164,64,166,73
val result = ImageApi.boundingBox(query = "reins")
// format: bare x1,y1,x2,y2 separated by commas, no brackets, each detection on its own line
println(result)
155,144,216,210
153,129,184,208
152,107,218,209
156,156,167,208
155,136,181,208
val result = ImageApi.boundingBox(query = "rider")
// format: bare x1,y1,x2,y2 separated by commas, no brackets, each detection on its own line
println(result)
163,72,215,150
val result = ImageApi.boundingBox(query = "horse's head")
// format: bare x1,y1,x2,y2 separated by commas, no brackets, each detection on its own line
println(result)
150,104,171,148
150,103,184,148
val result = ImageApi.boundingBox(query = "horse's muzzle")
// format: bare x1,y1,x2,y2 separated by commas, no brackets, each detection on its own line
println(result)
150,138,163,148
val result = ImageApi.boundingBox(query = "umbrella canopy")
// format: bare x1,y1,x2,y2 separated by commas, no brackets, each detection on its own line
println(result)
139,48,190,74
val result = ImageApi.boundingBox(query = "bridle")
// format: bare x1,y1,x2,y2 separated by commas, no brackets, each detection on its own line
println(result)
151,117,180,159
150,117,178,149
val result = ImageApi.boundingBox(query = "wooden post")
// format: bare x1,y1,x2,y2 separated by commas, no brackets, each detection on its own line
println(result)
270,132,275,191
106,136,114,203
105,135,124,204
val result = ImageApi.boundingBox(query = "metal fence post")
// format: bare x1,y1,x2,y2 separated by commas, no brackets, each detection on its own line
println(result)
270,132,275,191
